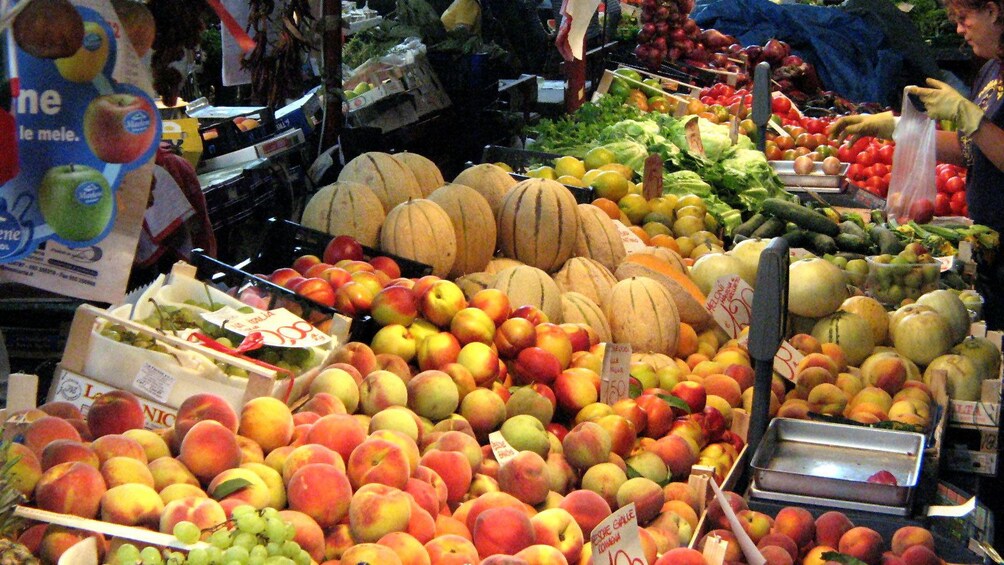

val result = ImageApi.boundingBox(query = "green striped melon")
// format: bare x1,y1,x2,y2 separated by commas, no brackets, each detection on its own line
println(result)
453,163,517,217
380,199,456,278
605,277,680,355
497,178,579,273
561,291,612,343
456,272,497,301
492,265,563,322
552,257,617,309
574,204,626,271
300,181,385,247
338,151,423,212
393,152,445,197
427,183,497,277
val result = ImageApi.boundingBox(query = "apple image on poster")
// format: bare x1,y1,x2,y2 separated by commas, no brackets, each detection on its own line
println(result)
54,21,109,83
83,93,156,163
39,164,113,242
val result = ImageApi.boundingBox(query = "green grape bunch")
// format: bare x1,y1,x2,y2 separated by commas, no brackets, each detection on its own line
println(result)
111,505,311,565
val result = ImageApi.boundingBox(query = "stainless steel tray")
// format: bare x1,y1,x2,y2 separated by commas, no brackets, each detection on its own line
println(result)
771,160,849,192
748,483,911,516
750,418,925,508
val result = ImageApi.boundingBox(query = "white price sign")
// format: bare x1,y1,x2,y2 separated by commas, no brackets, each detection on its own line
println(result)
600,343,633,404
211,308,332,348
488,431,519,465
612,220,648,254
705,275,753,339
590,503,645,564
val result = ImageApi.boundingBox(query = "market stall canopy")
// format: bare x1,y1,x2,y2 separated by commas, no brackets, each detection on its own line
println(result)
692,0,907,106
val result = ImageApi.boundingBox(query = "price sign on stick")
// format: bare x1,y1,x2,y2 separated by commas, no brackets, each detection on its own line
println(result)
219,308,331,348
591,503,646,564
600,343,633,405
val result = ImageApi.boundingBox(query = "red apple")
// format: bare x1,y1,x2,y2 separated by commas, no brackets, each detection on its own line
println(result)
370,285,418,327
292,254,322,275
83,94,156,164
324,235,364,264
293,277,335,307
369,256,401,279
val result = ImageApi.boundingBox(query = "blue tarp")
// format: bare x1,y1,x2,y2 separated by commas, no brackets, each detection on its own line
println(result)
692,0,906,106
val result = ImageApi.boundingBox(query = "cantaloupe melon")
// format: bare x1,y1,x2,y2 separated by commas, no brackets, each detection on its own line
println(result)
605,277,680,355
497,178,578,273
629,246,688,274
552,257,617,309
492,265,563,323
561,292,612,343
616,254,712,330
300,181,385,247
631,352,674,370
427,183,497,277
380,199,456,278
456,272,497,301
393,152,445,197
338,151,423,212
453,163,517,217
574,204,626,271
485,257,524,275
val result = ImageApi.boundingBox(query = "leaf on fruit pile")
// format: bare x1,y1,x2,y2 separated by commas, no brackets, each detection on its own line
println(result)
657,394,691,414
629,380,643,399
211,478,253,500
823,552,869,565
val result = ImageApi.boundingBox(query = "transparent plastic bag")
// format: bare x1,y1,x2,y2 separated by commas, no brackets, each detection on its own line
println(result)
886,91,937,222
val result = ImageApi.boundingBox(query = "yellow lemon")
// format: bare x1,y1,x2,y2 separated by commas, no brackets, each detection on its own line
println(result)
590,170,629,202
526,166,557,180
557,175,586,187
581,169,605,185
494,162,514,172
618,193,651,225
583,147,616,171
554,156,586,179
597,163,634,181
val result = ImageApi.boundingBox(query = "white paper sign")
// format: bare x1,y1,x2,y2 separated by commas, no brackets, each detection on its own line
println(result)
488,431,518,465
705,275,754,339
205,307,332,348
600,342,632,404
612,220,648,254
132,363,177,404
590,502,645,564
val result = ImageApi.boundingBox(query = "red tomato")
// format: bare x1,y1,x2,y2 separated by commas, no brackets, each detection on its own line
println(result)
837,144,853,163
935,192,951,216
950,190,967,215
877,144,895,165
946,176,966,194
871,163,889,177
860,166,875,179
701,96,716,105
847,163,864,179
883,172,892,185
852,137,872,155
856,151,875,167
771,96,792,114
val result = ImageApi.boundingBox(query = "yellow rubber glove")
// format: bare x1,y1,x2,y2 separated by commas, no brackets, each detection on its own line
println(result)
828,111,897,143
908,78,985,136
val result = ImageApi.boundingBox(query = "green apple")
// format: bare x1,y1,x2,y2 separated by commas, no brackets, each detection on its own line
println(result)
38,164,113,242
55,21,109,83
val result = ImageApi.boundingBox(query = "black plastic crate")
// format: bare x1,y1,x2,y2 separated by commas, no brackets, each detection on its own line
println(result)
481,145,595,205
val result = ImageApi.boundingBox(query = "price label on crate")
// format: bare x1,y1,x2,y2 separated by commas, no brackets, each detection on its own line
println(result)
219,308,332,348
600,343,633,405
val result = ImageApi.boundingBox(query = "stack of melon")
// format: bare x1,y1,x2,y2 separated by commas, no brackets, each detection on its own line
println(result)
301,150,717,358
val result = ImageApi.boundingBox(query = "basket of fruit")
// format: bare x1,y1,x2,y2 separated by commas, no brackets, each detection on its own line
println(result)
864,255,941,307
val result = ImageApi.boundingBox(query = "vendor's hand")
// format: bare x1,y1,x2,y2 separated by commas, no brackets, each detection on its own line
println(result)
829,111,896,144
908,78,985,136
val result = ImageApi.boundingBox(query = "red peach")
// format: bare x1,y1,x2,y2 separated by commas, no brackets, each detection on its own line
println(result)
473,506,536,558
839,527,886,565
815,510,855,548
305,413,367,461
87,390,146,438
23,416,81,458
279,509,326,562
287,463,351,528
178,420,241,483
560,490,612,538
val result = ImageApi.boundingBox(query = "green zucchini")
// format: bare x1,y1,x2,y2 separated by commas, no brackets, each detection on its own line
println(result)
807,231,838,254
734,213,768,238
838,220,868,240
835,233,874,254
751,216,786,238
782,229,810,248
761,198,840,236
869,226,904,255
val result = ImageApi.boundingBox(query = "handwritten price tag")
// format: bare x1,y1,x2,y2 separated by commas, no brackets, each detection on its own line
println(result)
217,308,331,348
705,275,754,339
591,503,646,565
771,340,803,381
488,431,519,465
600,343,633,405
612,220,648,254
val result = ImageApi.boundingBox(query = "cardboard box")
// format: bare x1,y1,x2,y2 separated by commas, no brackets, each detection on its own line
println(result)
47,368,179,429
591,68,697,116
399,54,452,117
276,87,323,135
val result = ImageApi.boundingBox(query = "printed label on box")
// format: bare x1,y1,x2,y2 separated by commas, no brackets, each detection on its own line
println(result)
49,368,177,429
132,363,177,404
590,502,645,564
600,343,632,405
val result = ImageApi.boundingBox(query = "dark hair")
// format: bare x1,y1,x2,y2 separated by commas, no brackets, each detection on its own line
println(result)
944,0,1004,58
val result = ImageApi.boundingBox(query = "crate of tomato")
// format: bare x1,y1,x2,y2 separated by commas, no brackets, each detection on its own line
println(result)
935,163,968,217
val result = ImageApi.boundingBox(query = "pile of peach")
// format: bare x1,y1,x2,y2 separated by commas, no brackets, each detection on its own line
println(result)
698,492,945,565
775,335,935,429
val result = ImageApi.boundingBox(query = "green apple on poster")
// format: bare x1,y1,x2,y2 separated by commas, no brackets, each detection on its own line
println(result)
38,164,113,242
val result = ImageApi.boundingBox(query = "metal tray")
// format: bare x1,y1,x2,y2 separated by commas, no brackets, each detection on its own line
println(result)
770,160,849,192
748,483,912,516
750,418,925,508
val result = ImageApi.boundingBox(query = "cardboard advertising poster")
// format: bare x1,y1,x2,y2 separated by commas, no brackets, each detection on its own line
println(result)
0,0,159,303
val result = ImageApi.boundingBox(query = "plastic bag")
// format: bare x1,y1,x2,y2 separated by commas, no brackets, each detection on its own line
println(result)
886,90,937,222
